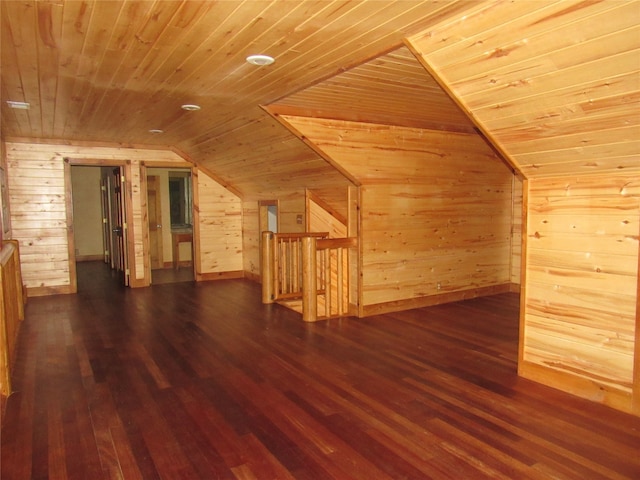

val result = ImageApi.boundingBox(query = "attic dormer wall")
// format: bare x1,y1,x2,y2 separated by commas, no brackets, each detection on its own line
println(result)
280,116,516,316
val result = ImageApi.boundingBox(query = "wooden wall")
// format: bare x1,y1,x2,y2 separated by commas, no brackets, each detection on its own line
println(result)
6,143,72,294
520,173,639,413
279,116,515,315
195,169,243,280
307,192,347,239
511,175,523,288
5,141,242,294
241,191,307,281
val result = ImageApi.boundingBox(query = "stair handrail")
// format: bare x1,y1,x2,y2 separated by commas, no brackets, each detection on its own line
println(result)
261,231,357,322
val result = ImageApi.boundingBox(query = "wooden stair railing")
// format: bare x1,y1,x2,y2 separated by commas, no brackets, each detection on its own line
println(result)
261,232,357,322
1,240,25,414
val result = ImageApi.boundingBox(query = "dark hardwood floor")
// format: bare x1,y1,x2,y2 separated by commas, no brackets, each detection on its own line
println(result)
2,262,639,479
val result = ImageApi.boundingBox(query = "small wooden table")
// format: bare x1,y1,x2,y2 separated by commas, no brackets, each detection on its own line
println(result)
172,230,192,269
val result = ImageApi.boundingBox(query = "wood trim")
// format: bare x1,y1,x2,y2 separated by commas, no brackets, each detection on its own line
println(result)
244,270,260,283
361,284,511,317
266,104,476,134
170,147,243,199
316,237,357,250
192,168,202,280
140,166,151,286
196,271,244,282
519,360,633,415
518,179,530,375
64,158,129,167
262,106,362,187
122,162,137,287
75,255,105,262
403,39,523,178
26,285,75,297
3,136,175,152
356,186,364,318
634,206,640,415
141,161,193,169
306,189,348,226
65,158,138,288
63,159,78,294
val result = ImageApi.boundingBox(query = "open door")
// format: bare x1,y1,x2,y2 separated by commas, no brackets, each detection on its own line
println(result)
106,167,130,286
147,175,164,270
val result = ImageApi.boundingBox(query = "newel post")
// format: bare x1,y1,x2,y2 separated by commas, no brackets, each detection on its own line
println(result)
261,231,274,304
301,236,317,322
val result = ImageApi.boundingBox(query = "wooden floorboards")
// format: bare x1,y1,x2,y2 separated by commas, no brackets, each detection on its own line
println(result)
1,261,639,479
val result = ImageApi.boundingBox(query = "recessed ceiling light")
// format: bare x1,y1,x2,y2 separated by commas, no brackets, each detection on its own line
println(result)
181,104,201,111
6,101,30,110
149,129,164,134
246,54,275,66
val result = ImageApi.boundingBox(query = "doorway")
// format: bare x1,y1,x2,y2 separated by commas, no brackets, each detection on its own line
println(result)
70,164,131,290
146,167,194,284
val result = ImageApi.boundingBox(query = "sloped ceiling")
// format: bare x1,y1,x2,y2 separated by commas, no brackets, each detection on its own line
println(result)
0,0,474,199
268,46,476,134
1,0,638,199
406,0,640,178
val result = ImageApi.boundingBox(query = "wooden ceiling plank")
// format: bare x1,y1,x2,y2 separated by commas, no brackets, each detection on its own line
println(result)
59,0,128,139
148,0,283,97
514,139,640,166
233,1,463,102
416,0,615,71
87,0,186,135
519,156,640,178
35,1,64,138
489,95,640,143
124,1,215,92
197,1,339,96
443,2,636,78
0,7,32,139
52,0,96,139
138,0,247,96
504,124,640,156
2,1,43,138
450,26,640,99
476,71,640,126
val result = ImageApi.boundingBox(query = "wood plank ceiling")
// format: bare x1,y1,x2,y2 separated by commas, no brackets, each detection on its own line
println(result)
0,0,474,199
1,1,638,198
406,0,640,178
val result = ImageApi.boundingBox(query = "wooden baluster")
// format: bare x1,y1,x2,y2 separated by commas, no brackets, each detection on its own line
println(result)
301,236,317,322
279,238,285,295
337,247,344,316
324,248,331,317
261,232,274,304
292,238,299,293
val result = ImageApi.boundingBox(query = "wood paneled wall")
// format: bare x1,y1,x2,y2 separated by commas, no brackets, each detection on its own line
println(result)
307,192,347,239
5,141,241,294
6,143,72,294
241,201,260,280
520,174,639,414
195,169,243,280
280,116,516,315
511,175,523,287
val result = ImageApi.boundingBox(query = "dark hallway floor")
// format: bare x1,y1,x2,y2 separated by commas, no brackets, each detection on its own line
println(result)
2,262,639,479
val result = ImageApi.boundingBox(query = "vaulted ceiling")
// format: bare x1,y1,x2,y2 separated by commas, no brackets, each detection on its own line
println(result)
1,1,638,200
